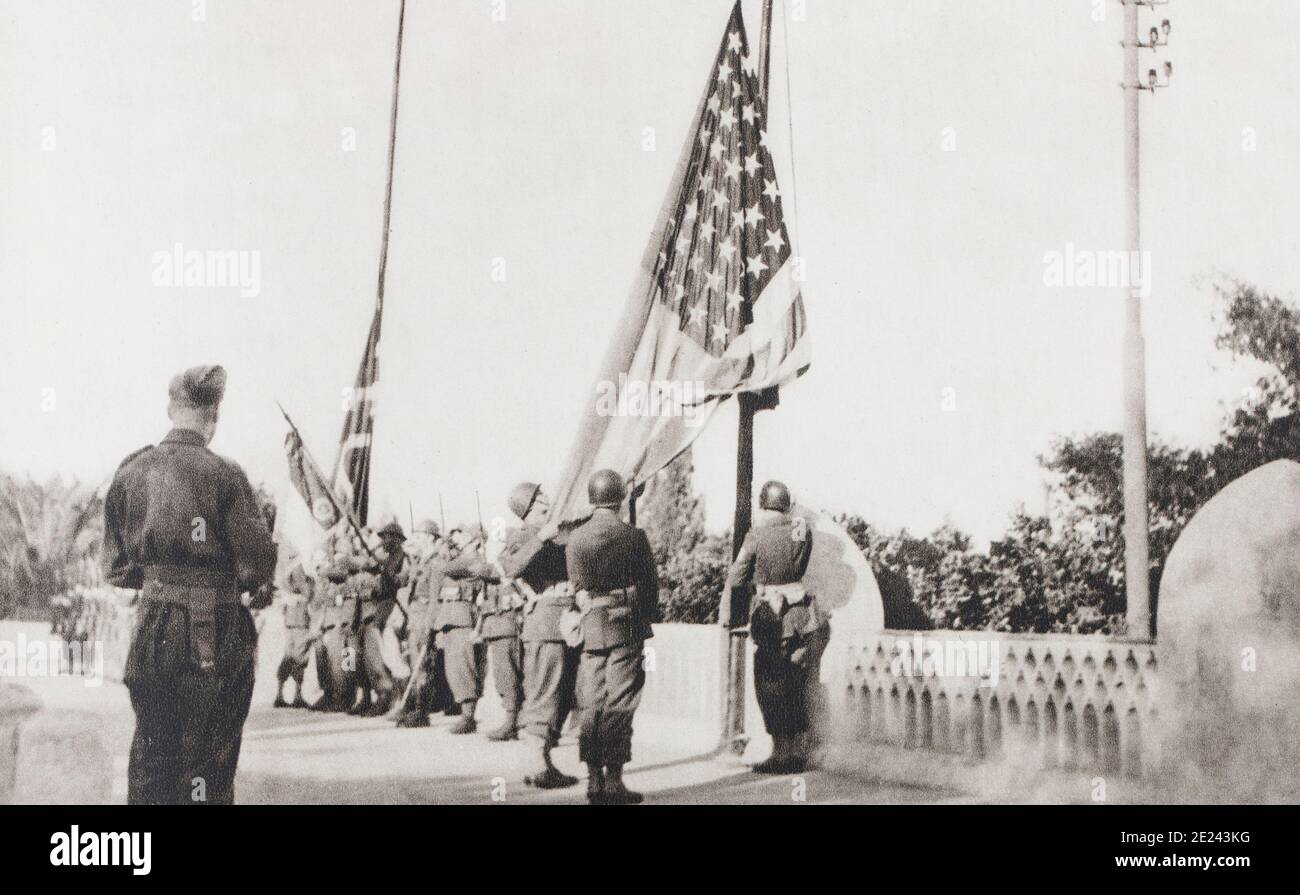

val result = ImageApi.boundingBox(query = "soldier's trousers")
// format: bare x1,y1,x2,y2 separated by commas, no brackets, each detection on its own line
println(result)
359,621,394,698
486,636,523,714
520,641,578,745
398,608,436,715
578,642,645,767
440,627,485,704
753,649,813,737
124,602,256,805
277,628,312,684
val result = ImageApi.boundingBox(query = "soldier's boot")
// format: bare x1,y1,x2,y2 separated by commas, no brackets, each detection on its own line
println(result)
362,690,394,718
523,737,578,789
601,765,643,805
753,735,790,774
273,687,289,709
347,692,372,716
386,678,410,719
396,712,430,729
585,765,606,804
448,700,478,734
485,711,519,741
291,680,310,709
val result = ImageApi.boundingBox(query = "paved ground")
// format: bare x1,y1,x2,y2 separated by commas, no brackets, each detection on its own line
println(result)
4,619,964,805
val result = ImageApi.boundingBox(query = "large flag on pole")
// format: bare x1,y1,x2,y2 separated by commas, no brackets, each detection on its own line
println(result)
333,308,380,526
551,1,809,523
281,406,348,531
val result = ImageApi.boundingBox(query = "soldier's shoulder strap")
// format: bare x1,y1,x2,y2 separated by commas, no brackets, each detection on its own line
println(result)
115,444,154,472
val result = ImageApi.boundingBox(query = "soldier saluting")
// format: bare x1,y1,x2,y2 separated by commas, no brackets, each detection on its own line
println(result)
566,469,659,805
103,365,277,805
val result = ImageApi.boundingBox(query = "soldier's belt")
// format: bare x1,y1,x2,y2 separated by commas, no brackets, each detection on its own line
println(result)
757,582,808,604
144,565,239,594
439,585,472,603
586,586,638,609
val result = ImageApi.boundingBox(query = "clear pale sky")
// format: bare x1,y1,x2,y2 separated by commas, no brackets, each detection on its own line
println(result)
2,0,1297,555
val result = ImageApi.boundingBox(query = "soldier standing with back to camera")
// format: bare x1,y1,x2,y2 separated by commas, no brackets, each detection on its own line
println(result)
103,365,277,805
721,480,830,774
566,469,659,805
498,481,580,790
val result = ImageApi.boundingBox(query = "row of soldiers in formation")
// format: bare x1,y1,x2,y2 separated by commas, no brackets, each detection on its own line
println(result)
104,366,828,804
276,477,833,787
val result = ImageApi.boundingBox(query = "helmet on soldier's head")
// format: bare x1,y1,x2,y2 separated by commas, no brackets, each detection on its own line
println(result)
588,469,626,509
508,482,542,520
414,518,440,538
377,521,406,542
759,480,792,513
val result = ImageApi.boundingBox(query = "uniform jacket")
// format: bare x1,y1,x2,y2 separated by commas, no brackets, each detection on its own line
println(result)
103,428,276,593
566,509,660,650
479,582,521,641
724,516,813,591
435,551,496,630
498,524,571,643
406,553,447,622
283,593,311,629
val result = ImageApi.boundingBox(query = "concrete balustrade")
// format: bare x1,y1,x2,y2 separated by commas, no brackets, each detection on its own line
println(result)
835,630,1160,780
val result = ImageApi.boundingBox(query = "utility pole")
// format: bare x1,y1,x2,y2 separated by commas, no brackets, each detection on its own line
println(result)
1119,1,1171,640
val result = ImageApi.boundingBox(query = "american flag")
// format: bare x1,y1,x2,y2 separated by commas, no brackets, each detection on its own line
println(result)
653,0,808,379
332,306,380,526
550,0,810,523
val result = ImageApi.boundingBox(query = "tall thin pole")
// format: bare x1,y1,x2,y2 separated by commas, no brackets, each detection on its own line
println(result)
721,0,776,757
1121,1,1166,640
375,0,407,319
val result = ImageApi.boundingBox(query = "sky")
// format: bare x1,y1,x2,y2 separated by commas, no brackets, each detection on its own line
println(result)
2,0,1298,556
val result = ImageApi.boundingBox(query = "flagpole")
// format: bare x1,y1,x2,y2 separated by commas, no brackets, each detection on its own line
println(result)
721,0,776,758
375,0,406,319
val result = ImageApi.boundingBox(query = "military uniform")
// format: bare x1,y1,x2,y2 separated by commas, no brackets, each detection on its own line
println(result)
724,509,829,773
479,580,524,740
104,415,277,805
275,562,315,707
437,549,495,732
314,564,363,712
393,551,448,725
566,507,659,793
499,526,578,750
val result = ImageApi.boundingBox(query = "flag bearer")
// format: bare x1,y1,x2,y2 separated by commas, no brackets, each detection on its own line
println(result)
103,365,277,804
721,480,830,774
565,469,660,805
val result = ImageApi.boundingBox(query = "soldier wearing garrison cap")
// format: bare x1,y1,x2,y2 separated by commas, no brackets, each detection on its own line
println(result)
103,364,277,804
722,480,830,774
565,469,660,804
497,481,580,790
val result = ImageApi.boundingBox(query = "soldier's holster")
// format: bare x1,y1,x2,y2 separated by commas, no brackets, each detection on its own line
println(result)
141,568,239,673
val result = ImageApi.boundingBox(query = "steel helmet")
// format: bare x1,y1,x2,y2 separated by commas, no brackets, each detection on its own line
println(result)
588,469,627,509
508,482,543,520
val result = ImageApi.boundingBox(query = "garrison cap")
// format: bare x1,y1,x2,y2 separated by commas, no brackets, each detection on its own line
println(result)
168,364,227,409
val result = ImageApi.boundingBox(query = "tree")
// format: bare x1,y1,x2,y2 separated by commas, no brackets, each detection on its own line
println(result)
639,449,705,567
0,473,103,618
